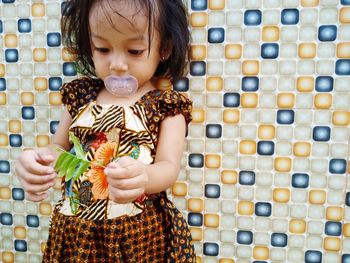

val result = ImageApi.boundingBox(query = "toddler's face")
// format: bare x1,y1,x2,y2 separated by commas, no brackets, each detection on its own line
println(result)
89,1,161,90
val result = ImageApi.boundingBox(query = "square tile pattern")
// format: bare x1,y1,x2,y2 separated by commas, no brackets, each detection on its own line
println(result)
0,0,349,262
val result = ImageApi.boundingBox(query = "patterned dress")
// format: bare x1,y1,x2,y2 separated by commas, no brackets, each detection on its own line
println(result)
43,78,196,262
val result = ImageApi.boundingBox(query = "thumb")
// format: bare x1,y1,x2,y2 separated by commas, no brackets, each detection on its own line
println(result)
36,148,55,165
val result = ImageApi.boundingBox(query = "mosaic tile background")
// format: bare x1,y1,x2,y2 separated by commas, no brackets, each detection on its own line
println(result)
0,0,349,262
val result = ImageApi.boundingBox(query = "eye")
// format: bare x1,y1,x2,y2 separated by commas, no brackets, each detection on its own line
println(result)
94,47,110,53
128,49,145,55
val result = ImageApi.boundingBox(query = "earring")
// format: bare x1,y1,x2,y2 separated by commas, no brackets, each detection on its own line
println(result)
160,55,166,62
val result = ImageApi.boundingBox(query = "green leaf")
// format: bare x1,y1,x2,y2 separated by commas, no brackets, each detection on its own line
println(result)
55,153,75,177
54,151,70,171
69,132,85,159
54,152,67,170
54,140,90,180
73,161,90,180
65,158,81,182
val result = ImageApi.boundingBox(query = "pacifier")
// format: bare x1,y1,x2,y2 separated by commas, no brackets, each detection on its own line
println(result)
104,75,138,97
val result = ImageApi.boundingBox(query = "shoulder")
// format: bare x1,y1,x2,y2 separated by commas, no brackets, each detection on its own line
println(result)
60,77,104,118
146,89,193,126
60,77,103,100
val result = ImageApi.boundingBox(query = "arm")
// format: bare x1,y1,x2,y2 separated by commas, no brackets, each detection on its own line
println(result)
49,107,72,152
145,114,186,193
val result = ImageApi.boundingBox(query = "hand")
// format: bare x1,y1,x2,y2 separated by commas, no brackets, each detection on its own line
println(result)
15,148,57,202
104,156,149,203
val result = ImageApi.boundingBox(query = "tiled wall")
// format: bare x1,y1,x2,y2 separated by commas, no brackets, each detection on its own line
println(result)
0,0,349,262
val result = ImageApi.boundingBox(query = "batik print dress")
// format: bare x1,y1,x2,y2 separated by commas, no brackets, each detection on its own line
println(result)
42,78,196,262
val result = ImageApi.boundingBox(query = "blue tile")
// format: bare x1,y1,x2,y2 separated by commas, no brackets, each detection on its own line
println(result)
277,110,295,124
5,49,19,63
0,213,13,225
0,78,6,91
292,173,309,188
188,212,203,226
346,192,350,206
0,160,10,173
63,62,77,76
12,188,25,200
9,134,22,147
305,250,322,263
190,61,206,76
18,19,31,33
318,25,337,41
50,121,59,134
237,230,253,244
205,184,220,198
342,0,350,4
257,141,275,155
49,77,62,91
261,43,279,59
61,1,72,15
21,107,35,120
239,171,255,185
281,9,299,25
14,240,27,252
325,221,342,236
206,124,222,138
255,202,272,217
315,76,333,92
242,77,259,91
47,32,61,47
336,59,350,75
203,243,219,256
223,93,240,107
26,215,39,227
2,0,16,2
343,254,350,263
188,153,204,168
312,126,330,141
329,159,347,174
0,20,2,33
244,10,262,26
173,78,189,92
208,28,225,43
191,0,207,10
271,233,288,247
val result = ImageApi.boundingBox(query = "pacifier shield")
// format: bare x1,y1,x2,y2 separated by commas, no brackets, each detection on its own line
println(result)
104,75,138,97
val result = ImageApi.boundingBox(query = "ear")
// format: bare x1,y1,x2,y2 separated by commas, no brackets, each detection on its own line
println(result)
160,41,173,61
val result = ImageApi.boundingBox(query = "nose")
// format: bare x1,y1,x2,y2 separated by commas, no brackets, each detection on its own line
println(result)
109,53,128,73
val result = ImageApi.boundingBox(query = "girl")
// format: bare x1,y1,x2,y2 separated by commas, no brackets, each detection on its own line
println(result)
15,0,195,262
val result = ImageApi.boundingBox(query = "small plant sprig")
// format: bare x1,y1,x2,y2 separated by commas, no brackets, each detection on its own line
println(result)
54,132,91,182
54,132,91,214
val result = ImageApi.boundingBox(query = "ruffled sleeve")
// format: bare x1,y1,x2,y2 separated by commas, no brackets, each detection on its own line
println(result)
60,77,103,119
157,90,193,126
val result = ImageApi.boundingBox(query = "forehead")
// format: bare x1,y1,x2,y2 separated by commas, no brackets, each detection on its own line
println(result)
89,0,154,34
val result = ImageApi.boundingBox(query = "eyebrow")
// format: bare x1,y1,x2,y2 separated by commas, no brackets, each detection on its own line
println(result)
90,33,146,41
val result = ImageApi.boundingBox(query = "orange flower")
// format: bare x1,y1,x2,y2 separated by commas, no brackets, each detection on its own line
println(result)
87,142,118,200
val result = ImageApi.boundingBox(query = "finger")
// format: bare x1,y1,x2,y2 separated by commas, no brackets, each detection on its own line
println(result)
107,175,148,190
22,180,55,193
108,187,144,204
15,165,56,184
116,156,135,167
25,192,48,202
18,157,55,175
104,166,135,179
36,149,55,165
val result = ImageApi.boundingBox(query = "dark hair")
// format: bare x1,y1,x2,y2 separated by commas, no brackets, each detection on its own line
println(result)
61,0,190,81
